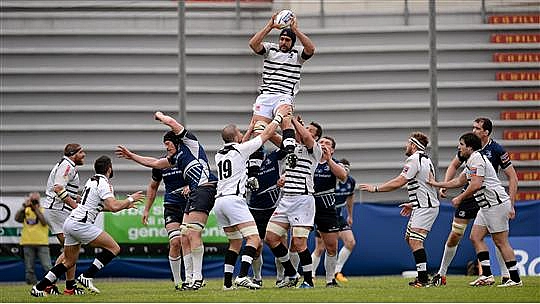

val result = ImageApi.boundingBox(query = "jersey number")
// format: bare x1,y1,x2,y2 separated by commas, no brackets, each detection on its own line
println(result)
217,159,232,180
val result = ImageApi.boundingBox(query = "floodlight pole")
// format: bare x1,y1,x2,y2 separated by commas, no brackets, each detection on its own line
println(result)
428,0,439,176
178,0,187,126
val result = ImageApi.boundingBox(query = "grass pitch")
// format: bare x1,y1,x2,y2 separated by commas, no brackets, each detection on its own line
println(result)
1,275,539,302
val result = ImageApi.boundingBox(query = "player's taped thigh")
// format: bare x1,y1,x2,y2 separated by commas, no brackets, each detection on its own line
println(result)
406,226,427,242
266,222,288,238
451,221,467,236
239,225,259,238
225,230,243,240
167,228,182,241
185,222,205,233
292,226,310,238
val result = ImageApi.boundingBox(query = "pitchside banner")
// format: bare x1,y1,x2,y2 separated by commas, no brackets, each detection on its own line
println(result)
1,196,227,246
104,196,227,244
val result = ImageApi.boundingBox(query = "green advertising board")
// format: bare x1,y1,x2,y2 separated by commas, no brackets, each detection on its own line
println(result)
104,197,227,244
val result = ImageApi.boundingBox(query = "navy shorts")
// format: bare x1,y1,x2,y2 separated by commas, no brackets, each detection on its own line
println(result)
163,203,186,225
249,208,276,240
186,184,217,215
455,197,480,219
314,206,340,233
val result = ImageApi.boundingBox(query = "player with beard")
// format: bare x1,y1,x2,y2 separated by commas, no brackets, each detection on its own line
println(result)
360,132,440,288
244,12,315,194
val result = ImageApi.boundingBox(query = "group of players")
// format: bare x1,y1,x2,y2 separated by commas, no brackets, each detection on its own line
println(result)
30,12,522,297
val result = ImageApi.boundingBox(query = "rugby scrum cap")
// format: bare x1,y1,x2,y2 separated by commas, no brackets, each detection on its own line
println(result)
280,28,296,47
163,131,181,147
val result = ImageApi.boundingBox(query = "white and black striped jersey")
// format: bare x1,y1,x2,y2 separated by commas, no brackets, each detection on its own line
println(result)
465,151,510,208
44,156,80,211
69,174,114,224
400,151,439,209
215,136,264,198
258,42,307,96
282,143,323,196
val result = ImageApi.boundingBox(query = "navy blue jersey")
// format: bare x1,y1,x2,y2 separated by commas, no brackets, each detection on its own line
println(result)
313,159,339,209
152,166,188,206
248,149,285,210
168,129,217,190
335,175,356,215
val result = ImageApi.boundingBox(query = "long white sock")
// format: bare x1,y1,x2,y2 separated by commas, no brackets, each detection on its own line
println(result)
495,246,510,277
184,253,193,284
290,251,300,271
275,257,285,281
252,254,263,280
191,245,204,281
324,252,337,283
311,252,321,277
169,256,182,285
335,247,352,274
438,245,458,276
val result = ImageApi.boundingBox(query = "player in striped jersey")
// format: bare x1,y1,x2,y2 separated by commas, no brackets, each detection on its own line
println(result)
428,133,522,287
43,143,86,295
432,117,517,286
247,12,315,172
116,112,217,290
31,156,144,297
264,116,322,289
360,132,440,288
214,114,282,290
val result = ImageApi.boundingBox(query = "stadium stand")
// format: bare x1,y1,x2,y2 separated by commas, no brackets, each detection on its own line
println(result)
1,0,539,203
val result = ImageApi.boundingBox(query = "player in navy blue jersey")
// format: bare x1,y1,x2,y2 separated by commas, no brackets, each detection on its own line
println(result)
116,112,217,290
312,136,348,288
332,159,357,283
143,133,190,290
431,117,518,287
247,146,287,286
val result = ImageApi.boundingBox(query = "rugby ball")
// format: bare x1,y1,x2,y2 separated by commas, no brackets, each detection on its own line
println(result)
274,9,294,29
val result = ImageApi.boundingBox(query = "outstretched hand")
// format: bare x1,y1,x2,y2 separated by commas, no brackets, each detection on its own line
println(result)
399,202,413,217
115,145,132,160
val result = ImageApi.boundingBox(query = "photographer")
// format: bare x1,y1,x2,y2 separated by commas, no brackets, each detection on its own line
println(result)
15,192,52,285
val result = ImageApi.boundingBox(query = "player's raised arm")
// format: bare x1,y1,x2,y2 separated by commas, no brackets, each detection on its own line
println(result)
154,111,185,135
249,12,279,54
115,145,171,169
289,16,315,58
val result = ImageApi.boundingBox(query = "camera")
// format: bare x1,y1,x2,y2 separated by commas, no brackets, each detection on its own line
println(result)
31,199,39,205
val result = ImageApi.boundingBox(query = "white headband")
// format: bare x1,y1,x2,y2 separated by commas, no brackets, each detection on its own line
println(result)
409,137,426,151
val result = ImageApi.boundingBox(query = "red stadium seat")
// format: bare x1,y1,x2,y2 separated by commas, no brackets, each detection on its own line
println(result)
500,111,540,120
488,15,540,24
498,91,540,101
503,130,540,140
491,34,540,43
496,71,540,81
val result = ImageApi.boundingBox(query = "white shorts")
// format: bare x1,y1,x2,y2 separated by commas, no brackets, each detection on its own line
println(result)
253,93,294,119
270,195,315,227
214,196,255,228
473,201,511,233
44,208,71,235
407,207,439,231
63,217,102,246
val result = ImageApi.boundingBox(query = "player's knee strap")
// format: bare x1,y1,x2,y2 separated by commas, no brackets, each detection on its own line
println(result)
451,221,467,236
185,222,205,232
225,230,243,240
240,225,259,238
407,227,427,242
168,229,182,241
253,121,267,134
292,226,310,238
179,224,188,235
267,222,288,237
